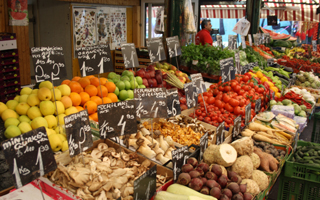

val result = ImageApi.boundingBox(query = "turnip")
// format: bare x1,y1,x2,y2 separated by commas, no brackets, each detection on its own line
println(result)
177,173,191,186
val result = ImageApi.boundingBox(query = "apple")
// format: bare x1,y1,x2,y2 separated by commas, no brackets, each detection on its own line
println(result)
45,128,56,137
48,134,63,152
38,87,52,101
136,69,145,78
61,140,69,152
4,118,20,128
170,65,177,71
155,74,162,85
57,84,71,96
162,80,167,88
148,70,155,78
56,114,66,125
39,81,53,89
31,117,48,129
27,106,42,120
39,101,55,116
54,101,65,115
44,115,58,129
144,71,151,79
51,88,62,101
27,94,40,106
6,100,19,110
4,125,21,139
65,106,78,116
18,122,32,134
148,79,154,88
31,89,38,94
14,95,20,102
19,94,29,103
55,125,66,136
15,102,30,115
147,65,155,71
20,87,32,95
142,78,149,87
19,115,31,123
175,70,183,77
1,109,18,121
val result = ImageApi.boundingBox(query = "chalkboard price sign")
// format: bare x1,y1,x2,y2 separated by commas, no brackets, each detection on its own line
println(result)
235,53,241,75
199,132,208,162
1,127,57,188
245,103,251,125
31,47,67,85
312,40,317,52
134,88,167,119
147,37,166,63
241,36,246,49
134,165,157,200
190,73,206,94
97,100,137,139
220,57,235,83
172,145,189,182
64,110,93,157
166,36,182,58
216,122,225,145
184,82,198,109
121,43,139,68
233,116,241,138
75,45,113,76
255,98,261,113
166,88,181,118
228,35,237,50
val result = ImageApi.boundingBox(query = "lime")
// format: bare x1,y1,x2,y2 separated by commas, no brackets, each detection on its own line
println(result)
119,90,128,101
120,76,130,82
130,80,139,90
124,80,131,90
116,81,126,91
136,76,143,85
107,72,117,79
127,90,134,99
114,87,119,96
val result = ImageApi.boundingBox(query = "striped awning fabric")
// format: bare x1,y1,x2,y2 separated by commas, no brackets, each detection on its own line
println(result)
146,6,161,18
201,0,320,22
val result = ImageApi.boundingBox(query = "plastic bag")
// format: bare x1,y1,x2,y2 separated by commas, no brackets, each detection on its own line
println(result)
232,17,250,36
155,7,164,33
184,0,196,33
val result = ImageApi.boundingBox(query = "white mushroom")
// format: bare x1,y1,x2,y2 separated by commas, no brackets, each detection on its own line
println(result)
97,143,108,152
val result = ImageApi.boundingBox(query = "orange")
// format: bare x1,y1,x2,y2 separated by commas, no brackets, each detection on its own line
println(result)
90,77,100,87
97,85,108,97
105,82,116,93
79,92,90,105
100,77,108,85
107,93,118,103
61,79,71,85
89,112,98,122
89,115,94,121
85,85,98,97
78,77,90,89
90,96,102,106
84,100,97,115
75,106,84,111
68,81,82,93
69,92,81,106
71,76,81,81
86,75,95,80
102,97,113,104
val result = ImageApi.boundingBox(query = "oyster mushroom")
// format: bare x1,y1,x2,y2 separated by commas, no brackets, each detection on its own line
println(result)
111,151,120,159
102,157,111,167
76,188,94,200
120,152,130,161
88,178,103,192
91,149,103,159
121,186,134,197
97,143,108,152
97,190,107,200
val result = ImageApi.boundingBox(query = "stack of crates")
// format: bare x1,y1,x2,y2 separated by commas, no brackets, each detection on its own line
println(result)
114,48,150,73
0,33,20,103
278,140,320,200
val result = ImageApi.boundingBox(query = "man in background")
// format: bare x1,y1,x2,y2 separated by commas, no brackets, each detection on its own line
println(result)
195,19,213,46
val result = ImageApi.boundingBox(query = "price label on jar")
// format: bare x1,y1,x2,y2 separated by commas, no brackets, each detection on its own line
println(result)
233,116,241,138
166,36,182,58
134,165,157,200
199,132,208,162
97,100,137,139
64,110,93,157
134,88,167,119
31,46,67,85
121,43,139,68
220,57,235,83
184,82,198,109
1,127,57,188
166,88,181,118
245,103,251,125
172,145,189,182
147,37,166,63
216,122,225,145
255,98,261,113
76,45,113,76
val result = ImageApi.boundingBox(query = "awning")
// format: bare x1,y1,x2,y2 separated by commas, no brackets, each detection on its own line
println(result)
146,6,161,18
200,5,246,19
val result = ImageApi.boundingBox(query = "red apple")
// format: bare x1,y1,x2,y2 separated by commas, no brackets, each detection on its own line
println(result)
155,74,162,85
143,78,149,87
148,70,155,78
162,80,167,88
144,71,151,79
148,79,154,87
136,69,145,78
151,78,158,87
147,65,155,71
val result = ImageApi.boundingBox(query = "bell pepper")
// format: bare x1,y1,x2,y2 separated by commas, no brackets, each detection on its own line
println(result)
263,82,270,90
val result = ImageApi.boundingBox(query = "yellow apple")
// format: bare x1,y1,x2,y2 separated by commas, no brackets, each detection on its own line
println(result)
51,88,62,101
65,106,78,116
27,106,42,120
0,102,8,115
4,125,21,139
31,117,48,129
57,133,66,142
39,81,53,90
4,118,20,128
48,134,63,152
6,100,19,110
44,115,57,129
15,102,30,115
45,127,56,137
54,101,65,115
60,96,72,109
1,109,18,121
19,94,29,103
27,94,40,106
31,89,38,94
14,95,20,102
38,87,52,101
20,87,32,95
39,100,55,116
57,84,71,96
55,125,66,136
18,122,32,134
61,140,69,152
56,114,66,125
19,115,31,123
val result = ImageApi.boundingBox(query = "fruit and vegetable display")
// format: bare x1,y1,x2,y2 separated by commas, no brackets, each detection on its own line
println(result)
275,87,315,109
295,71,320,89
289,142,320,166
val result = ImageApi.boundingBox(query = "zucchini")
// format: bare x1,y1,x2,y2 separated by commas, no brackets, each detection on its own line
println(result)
282,66,293,73
274,71,290,81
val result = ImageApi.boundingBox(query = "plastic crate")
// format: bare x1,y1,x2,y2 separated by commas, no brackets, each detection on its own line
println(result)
278,173,320,200
285,140,320,183
311,112,320,143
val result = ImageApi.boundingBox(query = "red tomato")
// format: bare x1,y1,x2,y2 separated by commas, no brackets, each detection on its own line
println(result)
238,89,245,95
229,99,240,107
242,75,249,82
216,94,223,101
249,82,254,88
199,116,204,121
179,97,186,104
222,94,231,103
207,97,215,105
217,117,223,123
203,92,209,97
212,89,219,96
224,86,231,92
215,100,222,108
218,85,224,91
204,117,211,122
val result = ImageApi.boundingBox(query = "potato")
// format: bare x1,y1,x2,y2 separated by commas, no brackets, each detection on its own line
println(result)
241,179,260,196
231,155,253,179
249,153,260,169
251,170,269,191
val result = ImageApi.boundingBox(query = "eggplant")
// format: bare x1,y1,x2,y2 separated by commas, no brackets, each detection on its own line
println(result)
274,71,290,81
282,66,293,73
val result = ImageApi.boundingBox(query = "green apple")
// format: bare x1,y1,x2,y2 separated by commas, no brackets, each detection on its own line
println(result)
44,115,58,129
39,101,55,116
4,118,20,128
6,100,19,110
27,94,40,106
20,87,32,95
38,87,52,101
15,102,30,115
18,122,32,134
57,85,71,96
1,109,18,121
51,88,62,101
48,134,63,152
31,117,48,129
19,115,31,123
0,102,8,115
27,106,42,120
4,125,21,138
39,81,53,89
14,95,20,102
135,76,143,85
54,101,65,115
61,140,69,152
19,94,29,103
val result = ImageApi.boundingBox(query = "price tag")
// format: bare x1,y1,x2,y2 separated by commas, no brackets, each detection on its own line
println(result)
184,82,198,109
134,88,167,119
64,110,93,157
166,88,181,118
228,35,237,50
220,57,235,83
166,36,182,58
253,34,260,46
191,73,205,94
245,103,251,125
147,37,166,63
255,98,261,113
134,165,157,200
248,34,252,46
312,40,317,52
260,33,265,44
216,122,225,145
217,35,223,48
241,36,246,49
121,43,139,68
97,100,137,139
75,45,113,76
235,53,241,75
172,146,189,182
264,33,271,44
31,47,67,85
233,116,241,138
1,127,57,188
199,132,208,162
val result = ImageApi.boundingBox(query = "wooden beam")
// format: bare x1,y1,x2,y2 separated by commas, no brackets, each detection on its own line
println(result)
0,0,9,33
57,0,139,6
132,5,141,47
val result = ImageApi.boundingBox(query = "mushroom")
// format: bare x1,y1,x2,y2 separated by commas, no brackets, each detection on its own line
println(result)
140,126,151,136
88,178,103,192
77,188,95,200
120,151,130,161
154,130,161,138
159,135,169,152
125,138,139,149
111,151,120,159
156,153,172,168
121,186,134,198
164,147,174,159
135,131,151,145
136,139,156,159
96,190,107,200
126,160,140,168
164,136,175,146
113,188,121,199
146,135,158,145
102,157,111,167
151,143,165,155
97,143,108,152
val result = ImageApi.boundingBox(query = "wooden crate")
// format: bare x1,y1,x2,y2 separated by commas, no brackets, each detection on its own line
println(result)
114,48,150,74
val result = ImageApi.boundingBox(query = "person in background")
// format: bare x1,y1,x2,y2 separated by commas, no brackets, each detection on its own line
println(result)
195,19,213,46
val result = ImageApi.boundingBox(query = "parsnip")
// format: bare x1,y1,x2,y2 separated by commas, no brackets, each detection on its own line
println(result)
253,134,285,145
249,122,281,132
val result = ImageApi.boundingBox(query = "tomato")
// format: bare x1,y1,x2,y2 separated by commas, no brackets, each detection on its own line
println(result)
239,99,246,107
200,107,205,111
217,117,223,123
225,117,232,124
242,75,249,82
179,97,186,104
198,116,204,121
242,85,249,91
224,85,231,92
221,102,225,109
229,99,239,107
209,84,216,90
195,109,202,116
204,117,211,123
207,97,215,105
251,103,255,109
258,87,264,94
198,96,203,103
218,85,224,91
203,92,209,97
224,103,234,112
215,100,222,108
216,94,223,101
212,89,219,96
212,121,219,127
203,96,208,102
249,82,254,88
238,89,245,95
222,94,231,103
